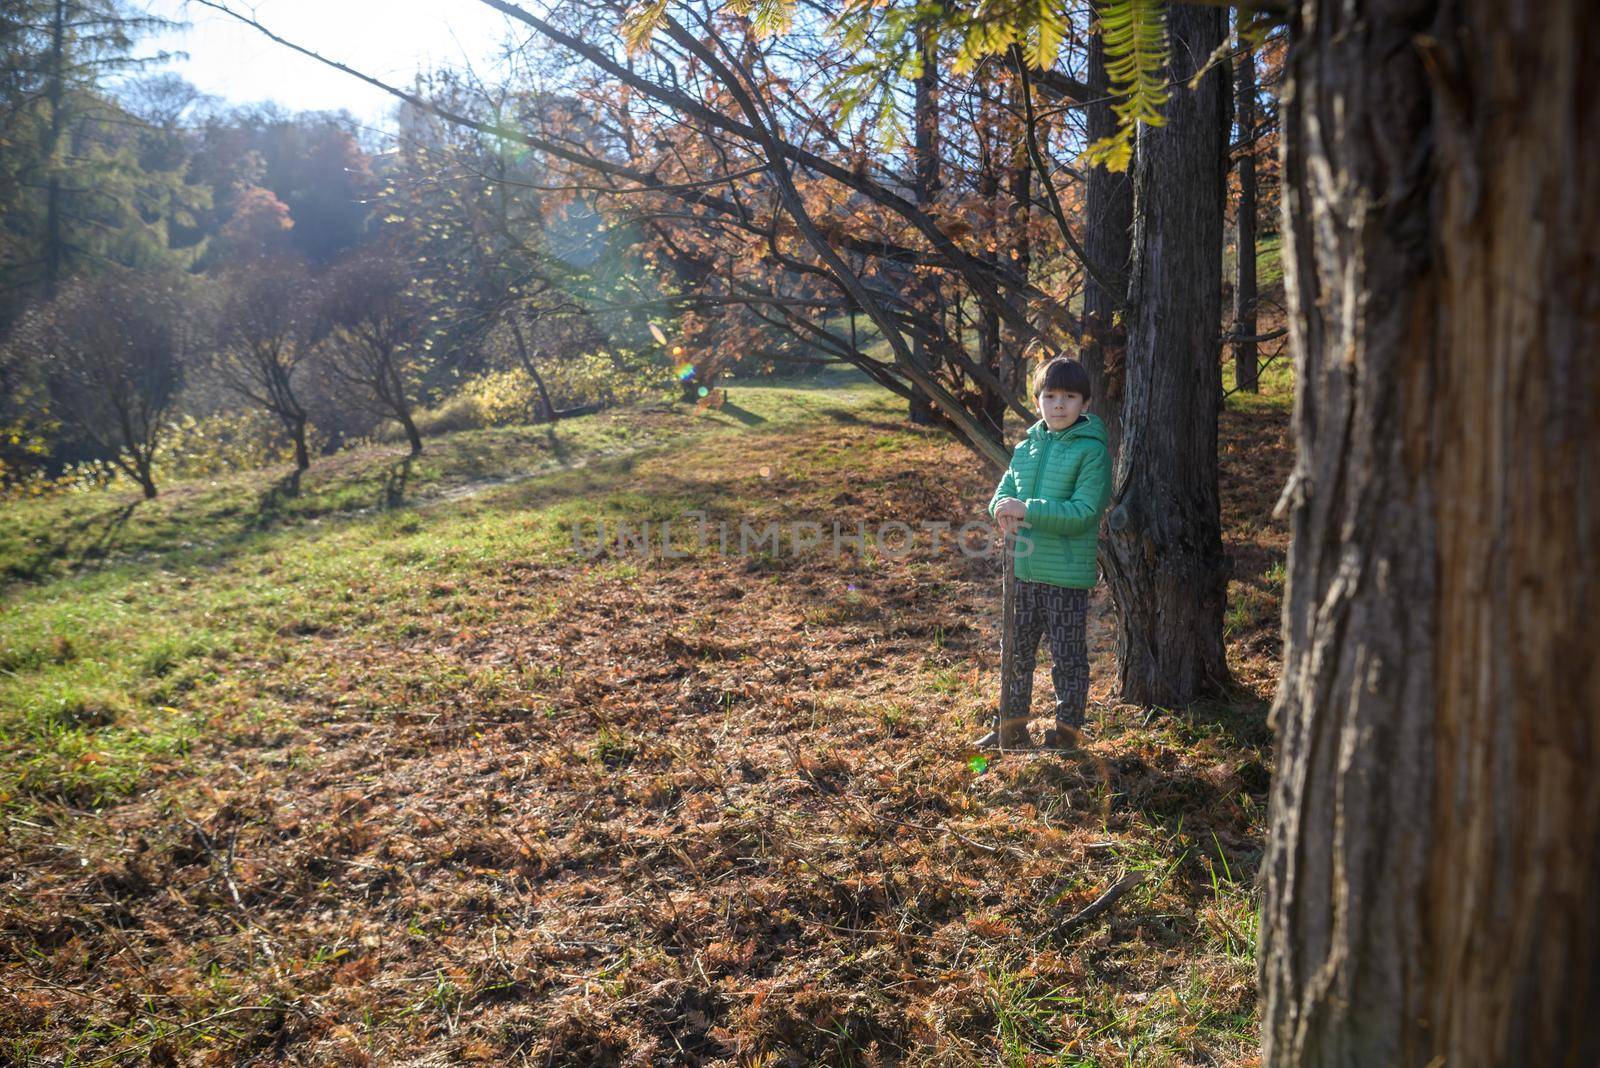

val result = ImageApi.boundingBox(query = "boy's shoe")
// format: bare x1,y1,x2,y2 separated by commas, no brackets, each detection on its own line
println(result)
1039,722,1083,751
974,715,1034,750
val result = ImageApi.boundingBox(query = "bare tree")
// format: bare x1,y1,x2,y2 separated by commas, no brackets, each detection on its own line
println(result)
11,270,189,497
209,255,316,471
311,245,430,457
192,0,1059,471
191,0,1246,719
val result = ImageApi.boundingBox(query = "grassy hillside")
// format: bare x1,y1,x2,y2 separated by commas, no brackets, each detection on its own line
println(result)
1,358,1292,1066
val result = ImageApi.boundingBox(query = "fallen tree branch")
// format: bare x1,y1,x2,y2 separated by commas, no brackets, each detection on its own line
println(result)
1048,869,1146,942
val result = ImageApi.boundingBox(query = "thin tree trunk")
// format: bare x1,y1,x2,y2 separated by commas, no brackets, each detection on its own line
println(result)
975,73,1003,436
386,366,423,456
1080,7,1132,464
290,414,310,472
1101,2,1233,710
398,408,423,456
994,74,1034,441
907,20,942,427
1233,17,1259,395
42,0,67,298
509,319,556,422
115,457,158,500
1259,1,1600,1065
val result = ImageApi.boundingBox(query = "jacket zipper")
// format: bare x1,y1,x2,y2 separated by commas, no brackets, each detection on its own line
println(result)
1028,432,1056,498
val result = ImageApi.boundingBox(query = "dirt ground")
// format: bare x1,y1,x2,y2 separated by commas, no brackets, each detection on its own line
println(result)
3,385,1291,1066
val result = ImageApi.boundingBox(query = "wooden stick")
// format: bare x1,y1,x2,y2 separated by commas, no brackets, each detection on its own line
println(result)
1049,870,1146,941
997,525,1025,747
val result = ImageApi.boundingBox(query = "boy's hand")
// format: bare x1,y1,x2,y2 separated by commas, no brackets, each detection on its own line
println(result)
994,498,1026,536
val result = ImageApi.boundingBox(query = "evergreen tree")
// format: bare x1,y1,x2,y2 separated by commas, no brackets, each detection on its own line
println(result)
0,0,204,310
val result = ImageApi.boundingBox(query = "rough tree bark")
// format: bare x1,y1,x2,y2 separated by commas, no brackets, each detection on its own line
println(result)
1259,1,1600,1064
1100,2,1233,710
1079,5,1133,463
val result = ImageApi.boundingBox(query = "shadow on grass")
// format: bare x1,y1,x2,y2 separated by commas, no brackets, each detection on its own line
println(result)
249,468,304,530
717,401,767,427
1,385,900,598
71,500,142,571
382,456,414,510
1,497,144,585
544,424,575,467
1144,684,1274,753
814,406,924,434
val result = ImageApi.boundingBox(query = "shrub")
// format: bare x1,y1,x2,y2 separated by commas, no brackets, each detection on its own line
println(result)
0,456,119,501
151,408,305,480
375,355,660,442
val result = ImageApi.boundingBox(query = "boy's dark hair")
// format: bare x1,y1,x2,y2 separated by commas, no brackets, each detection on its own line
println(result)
1030,355,1092,403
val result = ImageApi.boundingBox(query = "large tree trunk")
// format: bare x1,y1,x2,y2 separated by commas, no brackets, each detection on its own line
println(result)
1259,2,1600,1065
1100,2,1232,710
1232,18,1259,395
1079,5,1133,463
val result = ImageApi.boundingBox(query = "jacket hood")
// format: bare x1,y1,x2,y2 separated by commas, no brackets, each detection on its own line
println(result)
1027,411,1108,445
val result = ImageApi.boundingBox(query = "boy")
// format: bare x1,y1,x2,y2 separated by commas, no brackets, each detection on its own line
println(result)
979,356,1112,751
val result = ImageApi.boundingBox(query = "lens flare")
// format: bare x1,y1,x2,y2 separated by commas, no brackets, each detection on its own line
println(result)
675,362,696,380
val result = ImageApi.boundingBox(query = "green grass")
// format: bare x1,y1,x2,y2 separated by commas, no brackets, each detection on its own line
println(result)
982,958,1080,1064
0,364,885,588
1256,231,1284,288
1220,228,1293,414
0,365,892,819
1222,229,1284,291
1222,347,1294,415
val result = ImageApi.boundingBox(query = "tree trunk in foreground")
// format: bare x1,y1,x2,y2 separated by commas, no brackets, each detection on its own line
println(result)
1259,2,1600,1064
1101,2,1233,709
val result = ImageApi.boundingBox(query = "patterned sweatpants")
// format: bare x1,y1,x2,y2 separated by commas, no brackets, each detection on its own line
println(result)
1003,579,1091,728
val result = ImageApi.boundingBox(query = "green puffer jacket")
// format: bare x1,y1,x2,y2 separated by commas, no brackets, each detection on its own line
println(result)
986,412,1112,589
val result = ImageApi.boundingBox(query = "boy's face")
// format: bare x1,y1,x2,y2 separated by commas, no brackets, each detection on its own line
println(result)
1036,387,1086,431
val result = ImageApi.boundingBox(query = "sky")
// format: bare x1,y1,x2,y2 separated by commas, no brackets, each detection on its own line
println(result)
137,0,531,135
